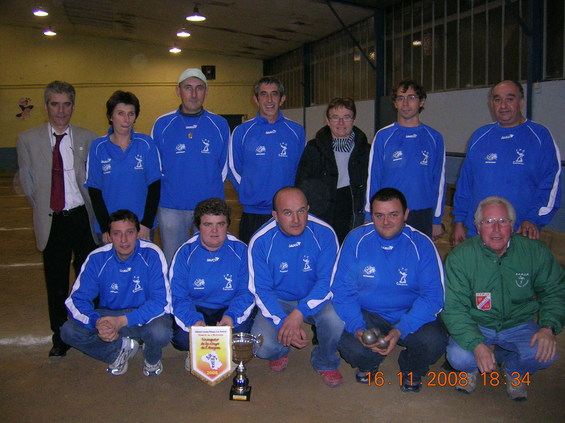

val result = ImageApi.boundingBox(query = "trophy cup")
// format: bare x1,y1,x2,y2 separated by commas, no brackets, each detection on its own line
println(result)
230,333,263,401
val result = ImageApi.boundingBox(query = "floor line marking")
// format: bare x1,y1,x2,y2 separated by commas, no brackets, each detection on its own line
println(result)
0,263,43,268
0,335,52,346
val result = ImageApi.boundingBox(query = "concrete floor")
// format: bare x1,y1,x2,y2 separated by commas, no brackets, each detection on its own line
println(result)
1,174,564,423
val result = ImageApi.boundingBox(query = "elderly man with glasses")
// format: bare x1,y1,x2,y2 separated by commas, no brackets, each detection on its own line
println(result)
443,196,564,401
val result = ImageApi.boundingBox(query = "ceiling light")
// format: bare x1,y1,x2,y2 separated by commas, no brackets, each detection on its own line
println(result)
177,28,191,37
43,27,56,36
169,46,182,54
33,7,48,17
412,40,422,47
186,5,206,22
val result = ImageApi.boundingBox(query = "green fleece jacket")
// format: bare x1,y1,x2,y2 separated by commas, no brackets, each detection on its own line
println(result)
443,233,565,351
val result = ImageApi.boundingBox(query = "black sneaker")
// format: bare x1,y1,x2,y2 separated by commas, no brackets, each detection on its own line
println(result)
400,373,422,393
355,368,378,384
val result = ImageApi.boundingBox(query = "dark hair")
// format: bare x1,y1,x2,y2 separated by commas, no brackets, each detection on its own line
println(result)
44,81,76,105
326,97,357,119
106,90,140,125
108,209,140,232
489,80,524,99
272,186,307,212
391,79,426,112
254,76,285,98
370,187,407,213
193,198,231,227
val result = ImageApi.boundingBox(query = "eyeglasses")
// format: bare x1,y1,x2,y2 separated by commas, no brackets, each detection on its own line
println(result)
394,94,419,103
328,115,353,122
481,217,512,226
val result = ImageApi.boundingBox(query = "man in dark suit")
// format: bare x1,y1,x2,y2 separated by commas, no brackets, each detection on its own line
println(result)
17,81,98,357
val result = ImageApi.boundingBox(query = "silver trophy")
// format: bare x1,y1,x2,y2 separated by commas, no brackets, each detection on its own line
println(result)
230,332,263,401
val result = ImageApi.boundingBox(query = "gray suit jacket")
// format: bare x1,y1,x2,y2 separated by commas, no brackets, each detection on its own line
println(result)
17,123,98,251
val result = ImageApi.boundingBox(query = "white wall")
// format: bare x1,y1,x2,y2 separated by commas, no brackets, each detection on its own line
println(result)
285,80,565,154
284,80,565,231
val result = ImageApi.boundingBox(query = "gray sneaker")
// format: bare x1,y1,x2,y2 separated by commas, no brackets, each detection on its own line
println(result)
107,337,139,376
143,359,163,376
455,371,478,394
505,372,527,401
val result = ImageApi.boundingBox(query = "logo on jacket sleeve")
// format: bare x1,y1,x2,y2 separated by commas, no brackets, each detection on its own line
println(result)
132,275,143,293
513,149,525,165
110,283,119,294
279,262,289,273
255,145,266,155
134,155,144,170
176,144,186,154
475,292,491,310
396,268,408,286
194,278,205,289
392,150,403,161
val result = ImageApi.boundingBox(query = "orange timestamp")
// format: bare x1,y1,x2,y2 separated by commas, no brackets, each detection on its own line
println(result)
364,371,531,387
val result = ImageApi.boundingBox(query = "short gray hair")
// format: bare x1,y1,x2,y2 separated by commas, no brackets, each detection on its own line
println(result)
44,81,76,105
474,196,516,227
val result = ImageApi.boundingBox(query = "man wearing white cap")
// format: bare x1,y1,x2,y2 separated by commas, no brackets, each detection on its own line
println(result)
152,68,230,263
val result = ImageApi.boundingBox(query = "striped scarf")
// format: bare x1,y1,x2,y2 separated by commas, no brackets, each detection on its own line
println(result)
332,132,355,153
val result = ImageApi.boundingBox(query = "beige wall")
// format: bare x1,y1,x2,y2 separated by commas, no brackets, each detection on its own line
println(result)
1,25,263,146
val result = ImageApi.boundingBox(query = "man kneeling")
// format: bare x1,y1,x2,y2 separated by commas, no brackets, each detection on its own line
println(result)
443,196,564,401
62,209,172,376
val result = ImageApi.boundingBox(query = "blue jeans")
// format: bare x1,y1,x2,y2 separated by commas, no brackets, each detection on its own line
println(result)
171,305,254,351
251,300,344,371
446,321,558,374
157,207,196,264
61,309,172,365
338,310,447,379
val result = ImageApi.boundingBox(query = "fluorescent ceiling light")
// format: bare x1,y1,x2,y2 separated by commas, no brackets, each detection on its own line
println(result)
186,6,206,22
33,7,48,17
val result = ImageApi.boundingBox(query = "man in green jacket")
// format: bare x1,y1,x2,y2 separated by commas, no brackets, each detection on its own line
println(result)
443,196,564,401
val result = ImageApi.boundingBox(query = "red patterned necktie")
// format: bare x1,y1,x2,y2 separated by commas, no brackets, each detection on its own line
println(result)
50,133,66,213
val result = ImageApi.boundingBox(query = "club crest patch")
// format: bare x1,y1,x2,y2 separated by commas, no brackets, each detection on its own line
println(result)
475,292,491,310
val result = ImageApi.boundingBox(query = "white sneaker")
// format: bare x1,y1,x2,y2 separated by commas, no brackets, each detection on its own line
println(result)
455,371,478,394
107,337,139,376
143,359,163,376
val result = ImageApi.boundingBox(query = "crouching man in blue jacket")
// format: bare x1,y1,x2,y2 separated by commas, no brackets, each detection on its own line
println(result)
332,188,447,392
61,209,172,376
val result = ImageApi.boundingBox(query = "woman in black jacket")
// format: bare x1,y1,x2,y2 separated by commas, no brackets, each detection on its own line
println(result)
296,97,370,244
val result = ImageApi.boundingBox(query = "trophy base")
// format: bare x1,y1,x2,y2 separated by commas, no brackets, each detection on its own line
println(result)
229,386,252,401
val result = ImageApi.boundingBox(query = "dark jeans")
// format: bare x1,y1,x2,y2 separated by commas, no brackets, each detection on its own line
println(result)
332,186,354,244
171,305,253,351
338,310,447,379
406,208,433,238
238,212,272,244
43,206,97,346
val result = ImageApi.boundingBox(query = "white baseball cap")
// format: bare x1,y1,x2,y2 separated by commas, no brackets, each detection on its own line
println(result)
178,68,208,86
